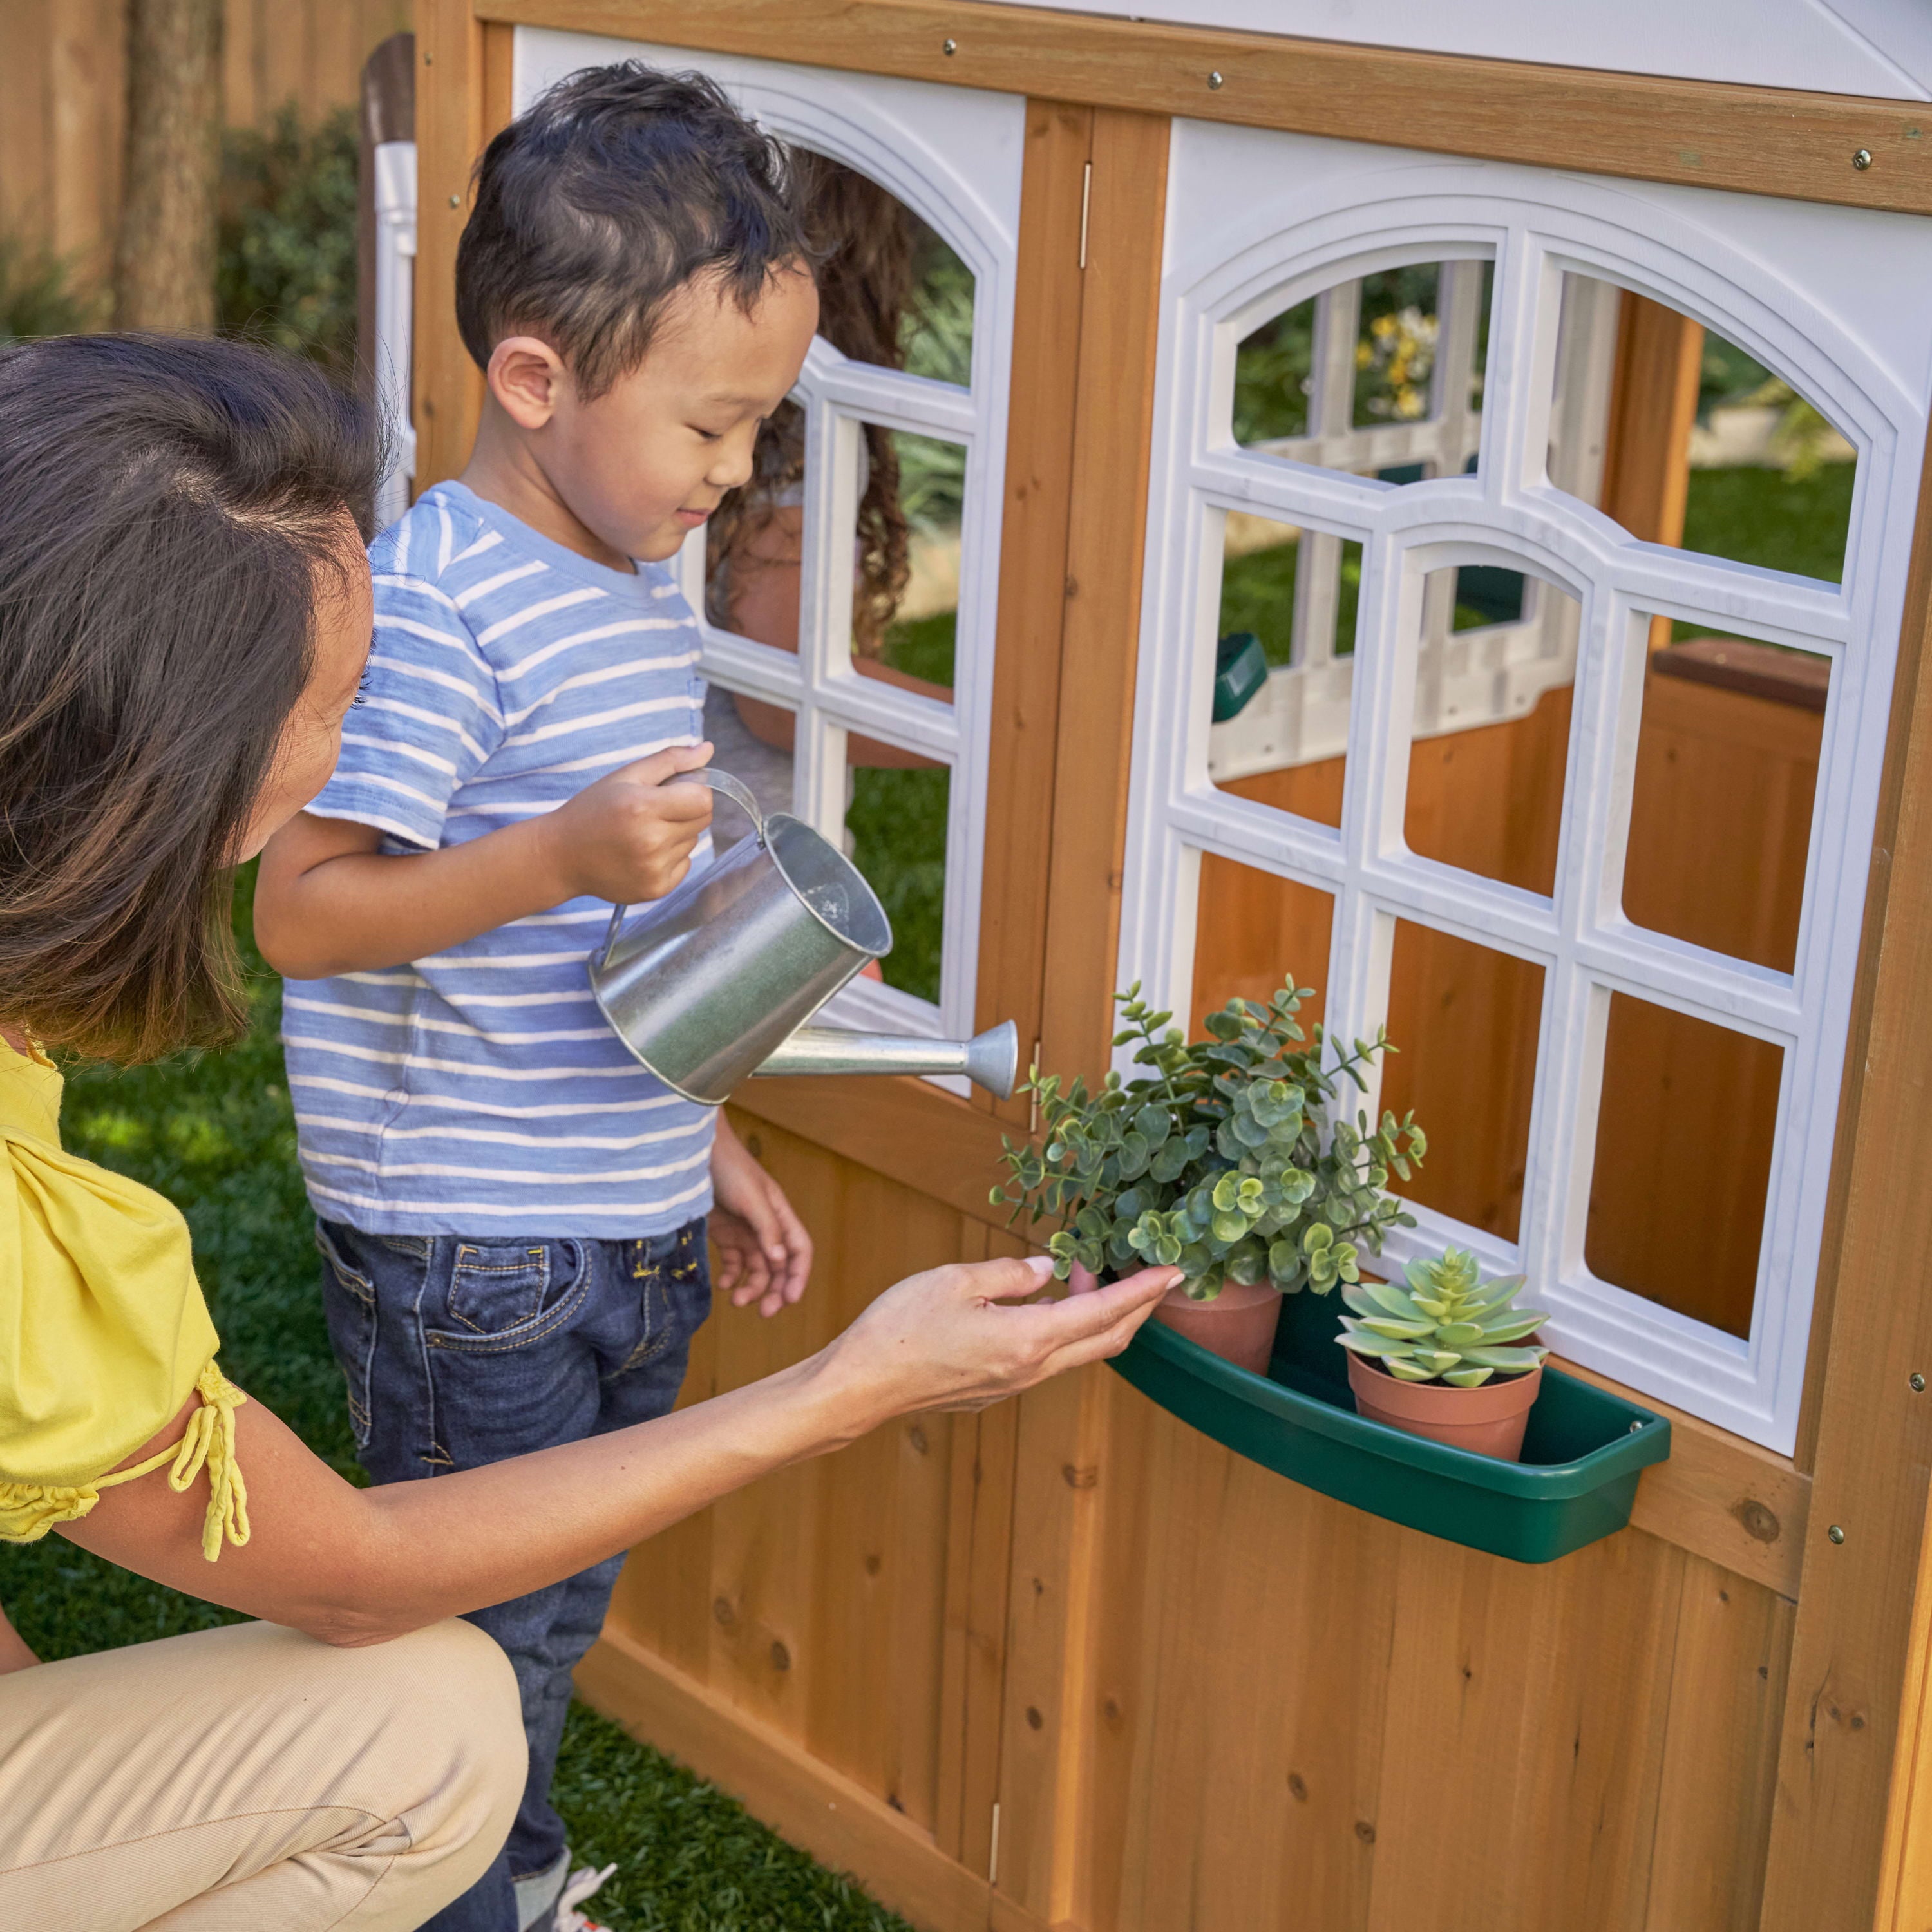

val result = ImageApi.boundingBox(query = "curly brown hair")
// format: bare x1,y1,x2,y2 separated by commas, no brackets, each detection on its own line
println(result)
706,149,916,655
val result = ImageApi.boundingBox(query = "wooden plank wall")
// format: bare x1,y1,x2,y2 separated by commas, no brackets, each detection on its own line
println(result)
0,0,411,289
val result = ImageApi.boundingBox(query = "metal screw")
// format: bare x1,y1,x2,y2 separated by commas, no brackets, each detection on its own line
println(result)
1829,1524,1847,1544
1853,148,1874,171
1208,70,1224,90
1913,1372,1926,1392
942,37,957,54
448,194,460,209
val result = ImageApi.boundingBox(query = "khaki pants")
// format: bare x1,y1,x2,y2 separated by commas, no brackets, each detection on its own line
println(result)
0,1616,526,1930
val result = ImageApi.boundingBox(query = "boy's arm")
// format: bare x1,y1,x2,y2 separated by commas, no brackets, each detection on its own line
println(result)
255,743,715,979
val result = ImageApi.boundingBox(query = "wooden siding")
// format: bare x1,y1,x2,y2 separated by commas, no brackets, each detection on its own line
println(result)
0,0,411,288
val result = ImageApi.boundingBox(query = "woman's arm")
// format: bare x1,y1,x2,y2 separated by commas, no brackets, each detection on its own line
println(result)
0,1603,38,1672
59,1256,1173,1646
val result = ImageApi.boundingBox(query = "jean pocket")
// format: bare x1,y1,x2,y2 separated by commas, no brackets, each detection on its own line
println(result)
446,1242,556,1334
431,1240,588,1354
315,1226,379,1450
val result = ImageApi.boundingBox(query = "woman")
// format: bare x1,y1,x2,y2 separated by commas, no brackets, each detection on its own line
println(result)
0,334,1174,1929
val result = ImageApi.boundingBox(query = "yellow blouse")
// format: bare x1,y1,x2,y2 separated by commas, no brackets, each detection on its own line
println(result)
0,1040,248,1560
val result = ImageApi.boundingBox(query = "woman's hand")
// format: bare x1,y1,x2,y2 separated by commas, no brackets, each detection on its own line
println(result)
820,1254,1180,1424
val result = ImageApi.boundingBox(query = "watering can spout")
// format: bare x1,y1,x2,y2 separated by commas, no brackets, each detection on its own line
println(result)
587,768,1020,1104
754,1019,1018,1100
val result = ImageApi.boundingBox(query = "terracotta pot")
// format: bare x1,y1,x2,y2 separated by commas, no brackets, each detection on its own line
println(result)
1068,1264,1280,1376
1151,1279,1282,1375
1345,1350,1543,1462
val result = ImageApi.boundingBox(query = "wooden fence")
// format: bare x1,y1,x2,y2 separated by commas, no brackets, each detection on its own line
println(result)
0,0,410,288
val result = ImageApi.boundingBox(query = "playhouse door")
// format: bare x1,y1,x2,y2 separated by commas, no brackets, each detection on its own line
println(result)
506,26,1042,1902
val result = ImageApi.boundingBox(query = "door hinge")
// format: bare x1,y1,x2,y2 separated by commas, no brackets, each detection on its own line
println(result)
1078,162,1092,269
989,1799,1002,1886
1028,1041,1042,1136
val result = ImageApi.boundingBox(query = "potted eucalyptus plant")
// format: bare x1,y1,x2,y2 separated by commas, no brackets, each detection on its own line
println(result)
1337,1247,1551,1460
991,980,1426,1373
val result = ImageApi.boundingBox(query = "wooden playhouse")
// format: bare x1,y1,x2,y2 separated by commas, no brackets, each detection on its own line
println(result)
395,3,1932,1926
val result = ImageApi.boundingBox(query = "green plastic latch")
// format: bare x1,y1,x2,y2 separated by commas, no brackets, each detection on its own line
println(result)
1213,630,1270,722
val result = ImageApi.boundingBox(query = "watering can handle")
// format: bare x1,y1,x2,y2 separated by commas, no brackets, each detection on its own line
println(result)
598,768,766,969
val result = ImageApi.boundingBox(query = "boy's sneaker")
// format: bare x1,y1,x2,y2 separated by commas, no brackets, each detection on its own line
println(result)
555,1862,619,1931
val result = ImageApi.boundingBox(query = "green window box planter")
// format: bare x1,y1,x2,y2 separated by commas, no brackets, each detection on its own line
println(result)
1108,1283,1671,1564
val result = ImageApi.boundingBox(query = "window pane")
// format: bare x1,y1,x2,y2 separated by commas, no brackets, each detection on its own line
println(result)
1623,626,1826,973
847,764,948,1005
706,488,802,649
1208,512,1362,830
701,683,797,828
851,425,961,696
706,152,975,644
1191,855,1334,1040
1382,922,1542,1243
793,147,975,387
1233,258,1491,480
1587,994,1779,1338
1403,567,1579,896
1548,274,1854,583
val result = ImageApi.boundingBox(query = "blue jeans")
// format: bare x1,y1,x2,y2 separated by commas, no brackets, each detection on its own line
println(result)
316,1218,712,1932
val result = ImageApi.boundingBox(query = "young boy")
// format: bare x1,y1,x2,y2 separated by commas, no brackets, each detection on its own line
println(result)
255,63,822,1932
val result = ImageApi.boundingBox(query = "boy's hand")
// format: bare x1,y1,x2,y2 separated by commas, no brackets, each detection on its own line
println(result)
540,743,716,904
710,1113,813,1318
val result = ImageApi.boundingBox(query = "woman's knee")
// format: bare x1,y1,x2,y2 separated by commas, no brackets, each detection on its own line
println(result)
378,1618,526,1813
332,1618,527,1918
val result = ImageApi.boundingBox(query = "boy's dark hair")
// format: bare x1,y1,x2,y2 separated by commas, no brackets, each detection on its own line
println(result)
0,333,379,1063
457,62,813,398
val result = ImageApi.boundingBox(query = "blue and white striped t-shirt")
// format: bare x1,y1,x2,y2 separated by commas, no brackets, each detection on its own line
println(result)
283,481,717,1237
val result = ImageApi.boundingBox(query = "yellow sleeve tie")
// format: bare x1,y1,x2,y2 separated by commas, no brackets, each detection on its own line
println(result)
0,1363,250,1562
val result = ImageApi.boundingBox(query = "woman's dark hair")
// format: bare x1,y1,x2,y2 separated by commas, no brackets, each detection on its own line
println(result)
457,61,814,399
0,333,379,1063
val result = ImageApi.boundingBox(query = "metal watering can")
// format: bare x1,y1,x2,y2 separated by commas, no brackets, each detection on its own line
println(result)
588,770,1018,1106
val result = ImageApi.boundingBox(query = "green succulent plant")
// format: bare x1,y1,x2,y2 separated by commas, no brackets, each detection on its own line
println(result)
991,980,1426,1300
1337,1247,1549,1387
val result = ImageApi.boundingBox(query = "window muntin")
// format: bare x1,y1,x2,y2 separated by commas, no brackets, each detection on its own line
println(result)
1122,131,1911,1451
1210,256,1593,831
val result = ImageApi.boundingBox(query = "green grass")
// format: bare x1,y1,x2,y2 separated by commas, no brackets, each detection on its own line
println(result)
0,868,913,1932
881,606,956,689
847,765,949,1005
1682,462,1853,584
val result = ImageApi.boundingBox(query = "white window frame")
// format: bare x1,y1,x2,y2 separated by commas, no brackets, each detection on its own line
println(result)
370,138,417,531
1120,121,1932,1452
516,31,1025,1056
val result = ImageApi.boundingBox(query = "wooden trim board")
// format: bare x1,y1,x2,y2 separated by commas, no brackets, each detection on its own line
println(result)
972,100,1094,1134
1759,409,1932,1929
728,1074,1014,1229
1558,1358,1810,1600
482,0,1932,216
